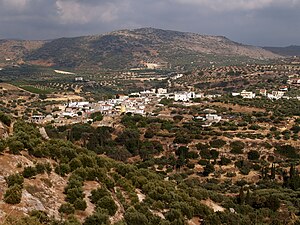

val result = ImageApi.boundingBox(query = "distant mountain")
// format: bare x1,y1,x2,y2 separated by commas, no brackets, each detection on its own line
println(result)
2,28,281,69
263,45,300,57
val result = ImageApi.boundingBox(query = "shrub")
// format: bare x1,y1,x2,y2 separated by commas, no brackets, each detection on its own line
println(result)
84,208,110,225
8,139,24,154
196,143,210,151
0,112,12,126
209,139,226,148
74,198,87,211
203,163,215,176
91,112,103,121
0,140,6,152
5,173,24,187
58,203,75,215
125,208,149,225
55,163,71,177
265,195,280,211
218,156,231,166
96,196,118,216
230,141,245,154
65,187,85,204
247,150,260,160
29,210,50,224
22,166,37,178
90,187,110,204
275,145,299,159
4,184,22,204
144,129,155,138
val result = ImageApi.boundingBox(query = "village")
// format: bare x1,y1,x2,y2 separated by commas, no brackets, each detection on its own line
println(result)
29,76,300,129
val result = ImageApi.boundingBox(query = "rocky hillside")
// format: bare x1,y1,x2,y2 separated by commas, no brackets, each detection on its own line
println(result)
2,28,280,69
0,40,45,65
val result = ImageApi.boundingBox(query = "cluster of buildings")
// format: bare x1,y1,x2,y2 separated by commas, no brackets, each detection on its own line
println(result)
29,86,220,125
232,89,288,100
288,77,300,85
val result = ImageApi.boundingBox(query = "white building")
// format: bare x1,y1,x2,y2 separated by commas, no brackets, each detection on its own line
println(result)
268,91,285,100
174,92,195,102
240,90,256,99
279,86,288,91
145,62,168,69
206,114,222,123
62,112,78,117
100,104,113,111
67,102,90,109
30,115,45,123
157,88,168,94
75,77,84,82
232,92,241,97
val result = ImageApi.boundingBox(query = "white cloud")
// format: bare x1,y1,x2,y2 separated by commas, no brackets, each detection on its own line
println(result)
55,0,129,24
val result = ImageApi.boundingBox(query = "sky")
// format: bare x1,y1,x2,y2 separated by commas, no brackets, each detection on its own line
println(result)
0,0,299,46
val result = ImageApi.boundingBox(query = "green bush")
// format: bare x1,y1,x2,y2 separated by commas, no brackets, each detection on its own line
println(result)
0,140,6,152
230,141,245,154
247,150,260,160
275,145,299,159
84,208,110,225
74,198,87,211
209,139,226,148
22,166,37,178
91,112,103,121
7,139,24,154
58,203,75,215
4,184,22,204
96,196,118,216
5,173,24,187
203,163,215,176
124,208,149,225
0,112,12,126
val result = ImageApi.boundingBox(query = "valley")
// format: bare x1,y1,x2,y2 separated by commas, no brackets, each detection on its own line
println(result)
0,28,300,225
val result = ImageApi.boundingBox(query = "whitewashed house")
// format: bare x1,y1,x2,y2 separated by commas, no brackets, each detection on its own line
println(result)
174,92,195,102
157,88,168,94
67,102,90,109
206,114,222,123
240,90,256,99
268,91,285,100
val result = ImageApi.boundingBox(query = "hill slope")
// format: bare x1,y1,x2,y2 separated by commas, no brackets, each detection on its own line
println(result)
263,45,300,56
0,40,45,63
2,28,281,69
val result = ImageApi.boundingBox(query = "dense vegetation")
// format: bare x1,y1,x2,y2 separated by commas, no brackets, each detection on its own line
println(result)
0,108,299,225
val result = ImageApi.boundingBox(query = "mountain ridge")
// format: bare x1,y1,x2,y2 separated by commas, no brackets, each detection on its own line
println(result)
1,28,281,69
263,45,300,56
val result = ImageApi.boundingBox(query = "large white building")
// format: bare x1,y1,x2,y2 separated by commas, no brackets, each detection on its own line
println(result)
67,102,90,109
240,90,256,99
174,92,195,102
145,62,168,70
268,91,285,100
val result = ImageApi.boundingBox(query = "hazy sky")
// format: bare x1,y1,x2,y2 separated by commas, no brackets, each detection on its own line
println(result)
0,0,299,46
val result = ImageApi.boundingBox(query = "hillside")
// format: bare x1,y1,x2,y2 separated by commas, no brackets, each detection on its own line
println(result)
0,40,45,65
263,45,300,56
2,28,281,70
